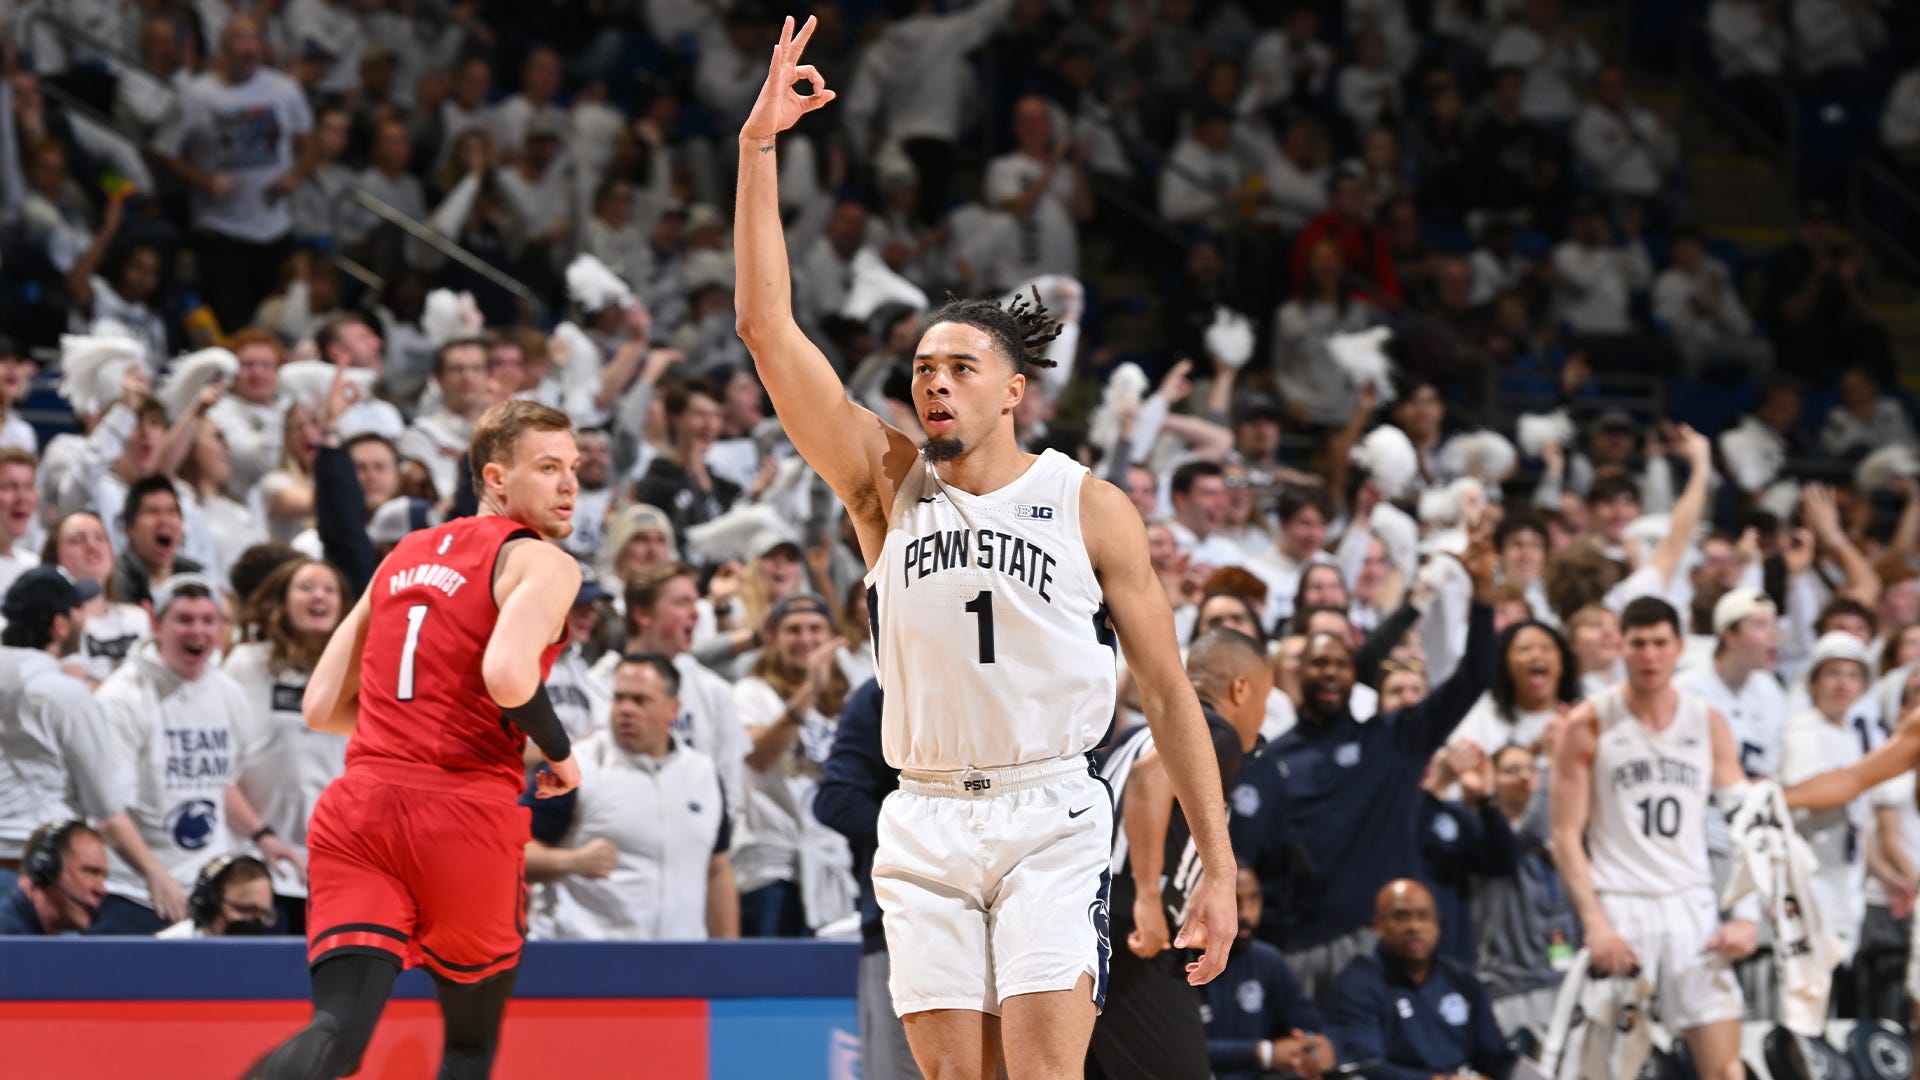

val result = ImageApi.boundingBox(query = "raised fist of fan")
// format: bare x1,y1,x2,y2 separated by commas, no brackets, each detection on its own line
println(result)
740,16,836,145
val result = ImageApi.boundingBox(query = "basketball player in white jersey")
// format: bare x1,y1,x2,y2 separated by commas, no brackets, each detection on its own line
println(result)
734,18,1238,1080
1549,596,1756,1080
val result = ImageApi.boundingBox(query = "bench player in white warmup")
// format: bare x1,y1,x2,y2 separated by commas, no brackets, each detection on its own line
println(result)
734,17,1238,1079
1550,597,1757,1080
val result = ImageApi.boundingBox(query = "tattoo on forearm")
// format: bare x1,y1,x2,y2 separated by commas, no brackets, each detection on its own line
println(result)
759,145,774,154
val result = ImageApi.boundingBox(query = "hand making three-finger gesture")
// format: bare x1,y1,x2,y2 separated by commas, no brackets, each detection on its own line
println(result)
741,16,838,147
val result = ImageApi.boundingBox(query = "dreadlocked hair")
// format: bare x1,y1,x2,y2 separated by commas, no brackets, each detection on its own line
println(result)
925,286,1063,374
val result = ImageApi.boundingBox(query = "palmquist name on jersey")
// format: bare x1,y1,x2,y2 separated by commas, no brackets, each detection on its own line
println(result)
901,527,1060,602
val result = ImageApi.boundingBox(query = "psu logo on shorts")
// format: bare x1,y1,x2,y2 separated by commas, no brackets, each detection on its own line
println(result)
963,777,992,792
1014,504,1055,520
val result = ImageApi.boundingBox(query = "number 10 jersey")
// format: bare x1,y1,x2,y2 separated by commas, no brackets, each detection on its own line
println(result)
350,513,566,801
866,449,1118,773
1586,685,1715,896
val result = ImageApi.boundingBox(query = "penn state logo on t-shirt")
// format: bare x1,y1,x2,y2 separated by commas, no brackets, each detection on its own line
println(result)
1439,991,1469,1026
89,632,139,660
271,683,304,713
1334,742,1362,768
1231,783,1260,818
1236,979,1264,1014
1431,813,1460,844
166,798,218,849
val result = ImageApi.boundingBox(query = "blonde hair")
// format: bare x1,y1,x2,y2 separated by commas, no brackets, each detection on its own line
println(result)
468,399,572,489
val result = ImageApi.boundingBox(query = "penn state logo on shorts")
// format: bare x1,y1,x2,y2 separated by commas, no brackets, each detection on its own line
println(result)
1231,783,1260,818
1334,742,1362,768
1431,813,1460,843
1439,991,1469,1026
1236,979,1264,1014
166,798,218,850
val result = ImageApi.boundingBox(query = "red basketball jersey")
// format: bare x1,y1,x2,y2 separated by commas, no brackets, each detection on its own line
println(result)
347,514,566,800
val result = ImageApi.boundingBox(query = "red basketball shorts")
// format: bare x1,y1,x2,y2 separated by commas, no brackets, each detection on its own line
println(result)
305,771,530,985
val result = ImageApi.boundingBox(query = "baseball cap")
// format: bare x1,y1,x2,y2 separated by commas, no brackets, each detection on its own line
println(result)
1807,631,1871,679
576,580,612,607
1712,587,1776,636
151,572,220,616
2,567,100,628
1594,409,1635,434
765,594,833,631
368,497,432,547
748,527,804,563
1232,393,1283,426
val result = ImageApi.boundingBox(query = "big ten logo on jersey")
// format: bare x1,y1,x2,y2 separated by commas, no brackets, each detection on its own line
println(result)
1014,504,1055,520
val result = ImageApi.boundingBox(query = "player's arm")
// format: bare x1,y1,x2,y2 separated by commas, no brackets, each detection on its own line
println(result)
1122,746,1175,957
487,539,584,793
304,586,373,736
1547,704,1635,974
1784,716,1920,811
1084,476,1233,985
734,16,918,560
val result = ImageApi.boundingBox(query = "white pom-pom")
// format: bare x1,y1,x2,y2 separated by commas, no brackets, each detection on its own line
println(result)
1623,511,1672,550
1418,485,1460,526
1369,502,1419,576
1757,480,1804,520
1350,425,1419,501
56,332,146,416
682,504,785,565
1204,307,1254,369
1441,430,1518,485
565,254,634,312
1088,363,1150,454
548,322,602,373
841,249,928,321
421,289,482,346
1856,445,1920,493
1516,409,1575,459
1327,326,1397,403
1005,274,1085,324
155,348,238,420
277,360,375,412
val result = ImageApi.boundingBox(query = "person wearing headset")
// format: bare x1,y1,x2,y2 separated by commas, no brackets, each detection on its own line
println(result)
157,853,276,938
0,820,111,935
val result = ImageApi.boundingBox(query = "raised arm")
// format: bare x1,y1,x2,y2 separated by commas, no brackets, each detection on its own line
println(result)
1644,424,1712,587
734,16,917,560
1084,476,1234,985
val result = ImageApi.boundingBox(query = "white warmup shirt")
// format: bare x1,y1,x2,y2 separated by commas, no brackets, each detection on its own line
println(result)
97,643,253,906
866,449,1117,772
730,676,857,931
1585,687,1715,896
527,732,728,941
226,643,346,897
1780,707,1874,953
0,648,131,859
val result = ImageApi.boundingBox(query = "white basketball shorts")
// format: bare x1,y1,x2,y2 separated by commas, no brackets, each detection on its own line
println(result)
874,756,1114,1017
1598,887,1745,1031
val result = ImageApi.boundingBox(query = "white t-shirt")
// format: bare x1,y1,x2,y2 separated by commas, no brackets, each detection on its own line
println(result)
984,152,1080,280
98,644,253,906
0,541,39,597
83,276,170,363
78,601,152,684
0,648,131,859
1452,693,1558,755
153,68,315,242
730,676,857,930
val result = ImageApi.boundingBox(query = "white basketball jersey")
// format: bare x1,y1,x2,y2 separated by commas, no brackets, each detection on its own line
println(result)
1585,687,1714,895
867,449,1117,772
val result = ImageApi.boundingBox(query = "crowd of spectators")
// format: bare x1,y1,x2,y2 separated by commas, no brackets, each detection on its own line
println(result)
0,0,1917,1077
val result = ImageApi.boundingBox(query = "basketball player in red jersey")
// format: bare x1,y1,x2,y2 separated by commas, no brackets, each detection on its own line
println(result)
252,399,583,1080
